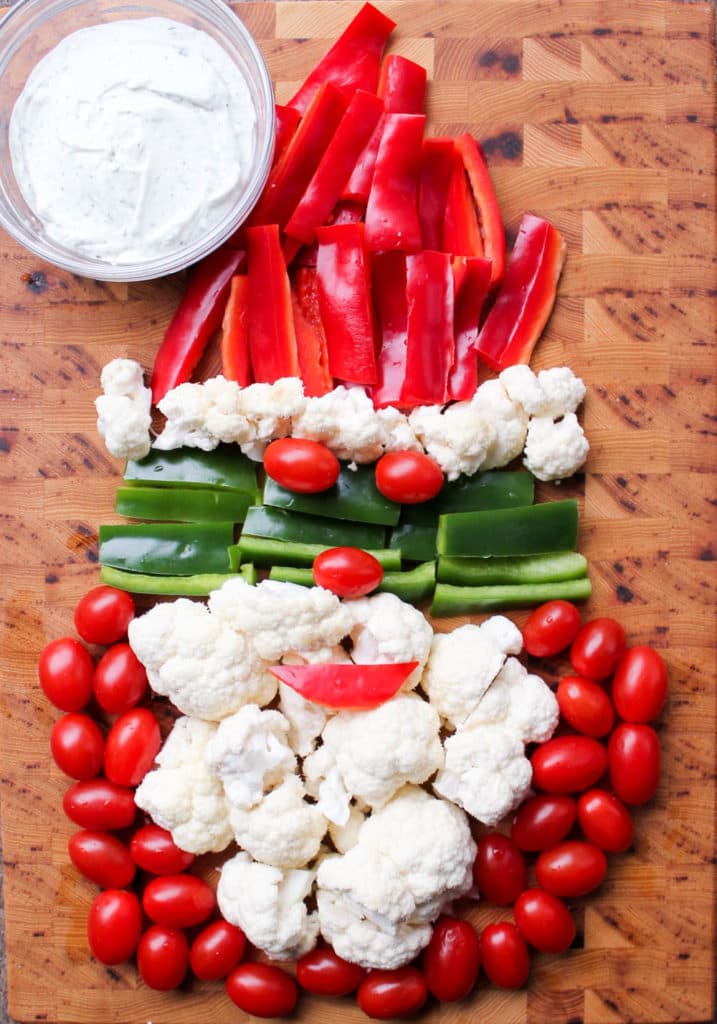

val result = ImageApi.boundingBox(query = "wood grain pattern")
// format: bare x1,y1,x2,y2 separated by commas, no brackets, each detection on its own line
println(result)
0,2,715,1022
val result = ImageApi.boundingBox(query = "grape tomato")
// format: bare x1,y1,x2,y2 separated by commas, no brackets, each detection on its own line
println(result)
312,546,383,598
522,600,581,658
297,945,365,996
130,824,195,875
68,830,135,889
263,437,340,493
137,924,189,990
570,617,626,680
479,922,530,989
74,585,135,645
142,873,216,928
87,889,142,964
531,736,608,794
557,675,615,738
473,833,527,906
611,646,668,722
514,889,576,954
93,643,148,713
50,713,104,780
374,450,444,504
357,966,428,1020
535,840,607,897
63,778,136,830
577,789,634,853
226,963,298,1017
38,636,94,712
190,920,246,981
608,723,661,805
511,794,577,852
423,916,480,1002
104,707,161,787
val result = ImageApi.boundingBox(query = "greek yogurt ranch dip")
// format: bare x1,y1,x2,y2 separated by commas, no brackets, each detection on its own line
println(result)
10,17,257,265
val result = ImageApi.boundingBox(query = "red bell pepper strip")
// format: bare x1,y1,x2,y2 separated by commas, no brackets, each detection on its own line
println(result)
151,247,245,404
250,84,349,231
331,200,365,226
476,214,566,371
443,150,484,259
418,138,455,251
455,133,506,290
401,250,455,406
316,222,377,386
273,104,302,167
270,661,419,709
446,257,492,401
364,114,425,252
291,267,332,396
220,275,251,386
246,225,300,383
370,251,408,408
344,54,428,205
286,2,396,116
285,90,383,245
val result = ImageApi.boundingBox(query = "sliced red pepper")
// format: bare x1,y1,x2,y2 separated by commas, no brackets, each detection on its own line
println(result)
273,104,302,166
370,251,408,409
446,257,492,401
476,214,566,371
364,114,425,252
270,661,418,709
287,2,396,116
331,201,365,225
316,222,377,386
246,225,300,383
220,275,251,386
291,267,332,396
344,54,428,205
455,133,506,290
401,250,455,406
417,138,455,251
285,90,383,245
250,84,349,231
443,150,484,259
151,247,245,405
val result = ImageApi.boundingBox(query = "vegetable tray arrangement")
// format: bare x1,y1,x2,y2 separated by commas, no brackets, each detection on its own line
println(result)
0,2,716,1024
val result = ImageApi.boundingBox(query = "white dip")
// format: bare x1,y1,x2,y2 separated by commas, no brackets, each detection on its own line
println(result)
10,17,257,265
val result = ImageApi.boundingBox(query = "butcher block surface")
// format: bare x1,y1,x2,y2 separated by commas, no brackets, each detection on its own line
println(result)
0,1,715,1022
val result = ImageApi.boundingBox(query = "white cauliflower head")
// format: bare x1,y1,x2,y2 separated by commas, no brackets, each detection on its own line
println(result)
523,413,589,482
374,406,422,454
316,888,432,971
278,681,331,758
204,704,296,809
229,774,327,869
470,378,528,470
501,365,586,420
347,592,433,690
237,377,306,445
95,358,151,460
154,380,228,451
409,402,496,480
292,385,386,463
465,656,559,744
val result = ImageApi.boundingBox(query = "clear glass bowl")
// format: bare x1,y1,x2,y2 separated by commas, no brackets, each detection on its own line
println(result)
0,0,275,281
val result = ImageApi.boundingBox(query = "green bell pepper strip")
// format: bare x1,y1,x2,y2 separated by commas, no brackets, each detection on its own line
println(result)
263,465,401,526
388,522,436,563
242,505,385,549
99,563,256,596
124,446,257,493
269,560,435,604
438,470,535,513
431,577,592,616
437,551,588,586
99,523,234,576
437,499,579,558
115,487,253,524
233,536,400,570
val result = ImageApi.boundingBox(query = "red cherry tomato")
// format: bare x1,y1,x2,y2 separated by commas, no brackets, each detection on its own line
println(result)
479,922,531,989
142,873,216,928
531,736,608,794
570,617,626,680
514,889,575,954
93,643,148,713
608,723,661,805
473,833,527,906
104,708,161,787
38,637,94,711
74,586,135,645
557,675,615,738
611,646,668,723
68,830,136,889
226,963,298,1017
63,778,136,830
423,916,480,1002
312,546,383,598
189,920,246,982
577,789,634,853
536,840,607,897
522,600,581,658
50,713,104,779
87,889,142,964
357,967,428,1020
374,451,444,504
297,945,365,996
511,794,577,852
137,925,189,990
264,438,340,494
130,824,195,875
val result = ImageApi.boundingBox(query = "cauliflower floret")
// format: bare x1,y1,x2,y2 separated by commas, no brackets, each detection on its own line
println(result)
135,717,232,854
204,705,296,809
236,377,306,458
229,774,327,869
501,365,586,420
478,614,524,656
409,402,496,480
318,846,417,927
523,413,589,481
128,598,277,720
329,803,368,854
434,725,533,827
95,358,151,460
317,888,432,971
465,657,559,744
374,407,422,454
292,385,386,463
218,852,318,960
208,578,352,662
278,682,330,757
154,379,235,451
499,364,546,415
303,744,352,826
347,592,432,690
470,379,528,470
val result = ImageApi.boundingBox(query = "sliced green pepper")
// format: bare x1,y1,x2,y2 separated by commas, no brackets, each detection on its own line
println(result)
124,445,258,493
269,560,435,603
437,499,579,558
99,522,234,576
263,464,400,526
99,563,256,596
437,470,534,513
431,577,592,616
232,536,401,570
388,521,436,562
437,551,588,586
115,486,253,524
242,505,385,549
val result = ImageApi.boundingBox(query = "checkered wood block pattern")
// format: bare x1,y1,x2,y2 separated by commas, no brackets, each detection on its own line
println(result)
0,2,714,1022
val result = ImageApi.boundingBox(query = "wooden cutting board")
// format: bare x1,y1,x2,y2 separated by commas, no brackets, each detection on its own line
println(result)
0,2,715,1022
